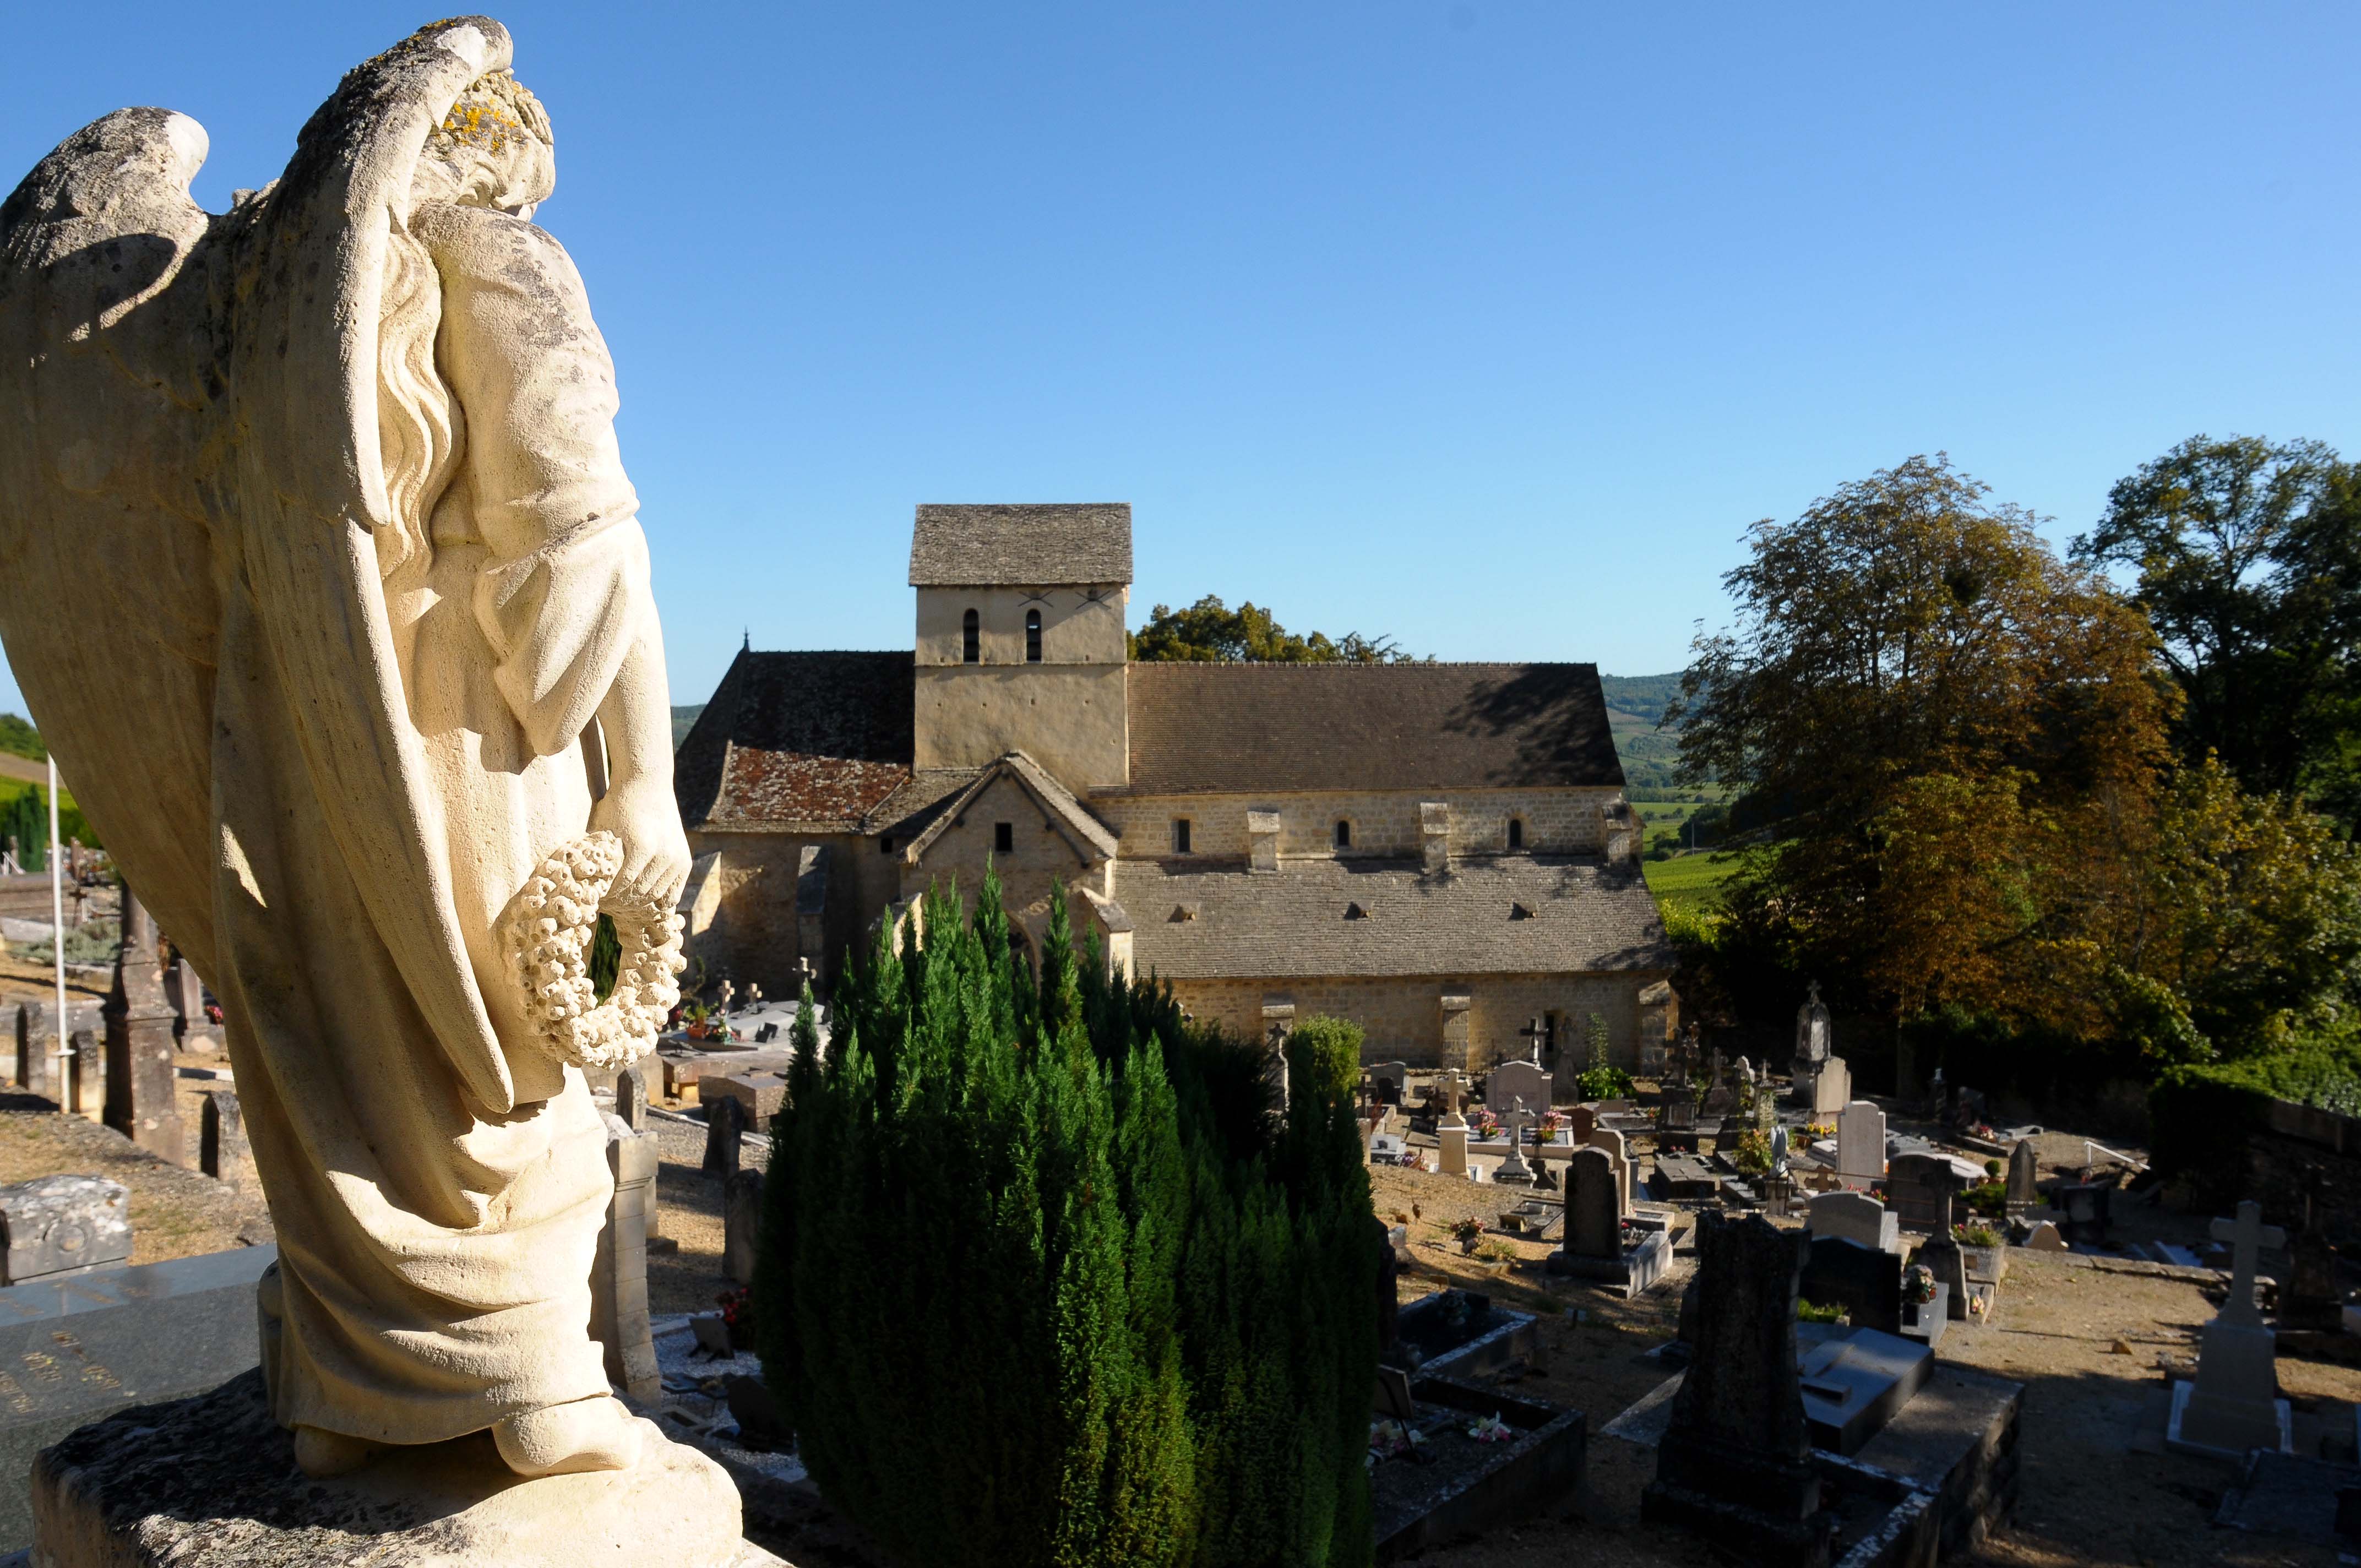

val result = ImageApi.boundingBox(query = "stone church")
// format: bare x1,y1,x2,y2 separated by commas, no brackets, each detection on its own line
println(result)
672,504,1677,1075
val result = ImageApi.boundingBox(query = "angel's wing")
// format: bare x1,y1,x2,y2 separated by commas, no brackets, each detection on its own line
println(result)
0,18,525,1112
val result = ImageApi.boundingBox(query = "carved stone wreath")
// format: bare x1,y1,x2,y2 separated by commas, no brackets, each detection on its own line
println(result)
499,831,684,1072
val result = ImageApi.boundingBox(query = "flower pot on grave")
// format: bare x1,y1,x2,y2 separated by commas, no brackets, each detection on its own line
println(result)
1960,1244,2008,1286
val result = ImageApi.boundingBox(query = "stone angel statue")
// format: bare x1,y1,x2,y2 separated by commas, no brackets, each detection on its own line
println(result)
0,21,693,1483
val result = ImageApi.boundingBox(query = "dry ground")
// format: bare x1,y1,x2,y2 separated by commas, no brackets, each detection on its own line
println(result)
1370,1160,2359,1567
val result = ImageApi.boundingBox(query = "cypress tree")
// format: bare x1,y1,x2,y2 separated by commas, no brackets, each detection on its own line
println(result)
758,875,1376,1568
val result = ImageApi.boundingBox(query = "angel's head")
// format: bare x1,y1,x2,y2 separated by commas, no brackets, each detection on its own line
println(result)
414,70,554,217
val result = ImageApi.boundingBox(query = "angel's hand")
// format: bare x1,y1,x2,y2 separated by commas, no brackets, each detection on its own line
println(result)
588,772,690,912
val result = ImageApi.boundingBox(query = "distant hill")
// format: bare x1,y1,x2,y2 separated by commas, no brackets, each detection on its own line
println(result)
1598,673,1693,791
672,704,705,751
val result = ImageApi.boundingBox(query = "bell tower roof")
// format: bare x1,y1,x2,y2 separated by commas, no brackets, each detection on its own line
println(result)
908,503,1132,587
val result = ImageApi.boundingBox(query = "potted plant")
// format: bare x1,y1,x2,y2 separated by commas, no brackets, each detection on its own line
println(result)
1450,1217,1486,1255
1901,1263,1938,1326
716,1286,756,1353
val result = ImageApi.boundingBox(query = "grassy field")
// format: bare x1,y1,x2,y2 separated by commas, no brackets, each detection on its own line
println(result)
1642,849,1740,907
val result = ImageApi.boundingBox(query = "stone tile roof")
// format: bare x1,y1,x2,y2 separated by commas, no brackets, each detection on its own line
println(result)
674,650,915,832
907,504,1133,587
1116,854,1674,981
1118,662,1625,796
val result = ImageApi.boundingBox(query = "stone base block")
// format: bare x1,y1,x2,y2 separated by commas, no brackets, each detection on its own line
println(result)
28,1370,776,1567
2168,1378,2293,1461
1545,1231,1670,1297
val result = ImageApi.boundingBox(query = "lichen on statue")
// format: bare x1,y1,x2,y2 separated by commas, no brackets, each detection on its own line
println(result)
0,18,691,1489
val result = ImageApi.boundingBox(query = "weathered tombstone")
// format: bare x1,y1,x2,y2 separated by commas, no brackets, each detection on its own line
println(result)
702,1093,746,1181
2021,1219,2066,1252
1911,1169,1971,1321
2054,1180,2110,1246
1368,1060,1407,1106
1884,1151,1963,1234
589,1116,661,1406
0,1244,277,1554
13,1001,49,1098
101,885,184,1166
1492,1100,1537,1187
199,1091,257,1193
723,1168,765,1287
1835,1100,1884,1190
1643,1212,1832,1565
1487,1059,1550,1112
2004,1138,2039,1217
1788,980,1831,1108
2170,1201,2292,1457
1564,1103,1598,1144
1437,1110,1470,1177
1799,1233,1905,1337
1809,1190,1900,1256
2283,1172,2342,1333
614,1061,648,1133
1549,1146,1667,1295
1585,1125,1633,1216
1809,1056,1852,1118
0,1175,130,1284
700,1070,787,1134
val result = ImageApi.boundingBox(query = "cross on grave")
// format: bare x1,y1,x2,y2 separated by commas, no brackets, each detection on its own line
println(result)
1708,1047,1727,1088
1519,1015,1548,1068
717,979,737,1015
2212,1200,2286,1329
1494,1098,1538,1185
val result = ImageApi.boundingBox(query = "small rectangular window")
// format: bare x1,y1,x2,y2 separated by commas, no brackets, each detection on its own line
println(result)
995,822,1014,854
880,836,894,854
1025,608,1043,663
1173,819,1192,854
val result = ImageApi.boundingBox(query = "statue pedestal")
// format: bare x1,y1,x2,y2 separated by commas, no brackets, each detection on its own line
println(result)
27,1371,780,1567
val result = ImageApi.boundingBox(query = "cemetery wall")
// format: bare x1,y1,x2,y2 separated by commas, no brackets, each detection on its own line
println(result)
1094,786,1622,861
682,827,888,995
1168,971,1646,1068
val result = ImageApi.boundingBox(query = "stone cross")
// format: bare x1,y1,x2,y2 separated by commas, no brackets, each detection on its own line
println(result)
1494,1098,1537,1184
1708,1047,1727,1087
746,982,764,1010
1519,1015,1548,1067
2212,1201,2286,1329
717,979,736,1015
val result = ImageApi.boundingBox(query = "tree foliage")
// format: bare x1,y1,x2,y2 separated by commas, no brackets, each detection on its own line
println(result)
0,714,42,764
1129,595,1422,665
758,872,1377,1568
2076,435,2361,814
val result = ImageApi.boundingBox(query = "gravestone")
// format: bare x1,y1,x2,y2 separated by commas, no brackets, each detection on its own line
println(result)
1885,1152,1965,1234
1585,1126,1633,1216
2170,1200,2292,1457
0,1244,276,1553
1549,1146,1667,1295
2056,1181,2111,1246
700,1070,787,1134
2004,1139,2039,1217
614,1062,649,1133
1487,1059,1550,1112
2283,1172,2342,1333
1809,1190,1900,1256
2021,1220,2066,1252
702,1094,746,1181
1799,1234,1905,1337
0,1176,130,1284
1808,1057,1852,1118
13,1002,48,1098
589,1117,660,1406
1836,1100,1885,1190
1643,1213,1832,1566
1368,1061,1407,1106
1910,1169,1971,1321
199,1091,257,1193
1492,1101,1537,1187
1437,1111,1470,1178
723,1168,765,1287
1564,1103,1598,1144
101,886,183,1166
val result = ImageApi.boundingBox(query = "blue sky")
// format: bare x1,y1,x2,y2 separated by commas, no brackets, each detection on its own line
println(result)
3,3,2357,720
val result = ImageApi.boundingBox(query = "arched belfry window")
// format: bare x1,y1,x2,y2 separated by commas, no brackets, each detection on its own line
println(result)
1334,819,1351,850
1025,608,1042,663
1508,817,1525,850
962,608,980,664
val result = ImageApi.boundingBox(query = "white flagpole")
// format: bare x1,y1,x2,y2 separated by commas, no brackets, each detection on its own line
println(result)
47,756,67,1099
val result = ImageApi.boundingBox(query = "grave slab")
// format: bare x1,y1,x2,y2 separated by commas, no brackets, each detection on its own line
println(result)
0,1177,129,1286
1796,1324,1933,1457
0,1244,275,1553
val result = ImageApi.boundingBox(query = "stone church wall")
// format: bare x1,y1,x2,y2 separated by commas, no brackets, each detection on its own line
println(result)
1095,787,1623,861
1163,970,1662,1079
